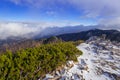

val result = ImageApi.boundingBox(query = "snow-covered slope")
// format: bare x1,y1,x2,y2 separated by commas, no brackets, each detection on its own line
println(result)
44,38,120,80
64,39,120,80
62,43,119,80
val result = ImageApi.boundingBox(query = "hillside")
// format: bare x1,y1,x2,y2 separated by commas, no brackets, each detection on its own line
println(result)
57,29,120,42
0,42,82,80
43,37,120,80
0,29,119,80
0,29,119,54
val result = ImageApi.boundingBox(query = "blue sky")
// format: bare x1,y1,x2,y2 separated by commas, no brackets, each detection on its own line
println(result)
0,0,120,25
0,0,103,25
0,0,120,39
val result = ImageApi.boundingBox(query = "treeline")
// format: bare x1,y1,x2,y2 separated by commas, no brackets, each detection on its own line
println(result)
0,36,64,54
0,39,43,54
0,36,83,54
0,42,82,80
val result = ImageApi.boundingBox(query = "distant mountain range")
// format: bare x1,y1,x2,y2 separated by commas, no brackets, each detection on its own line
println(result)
0,29,120,45
34,25,99,39
0,29,119,54
57,29,120,42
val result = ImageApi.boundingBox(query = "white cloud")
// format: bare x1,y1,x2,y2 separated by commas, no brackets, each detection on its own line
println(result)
8,0,120,25
9,0,120,18
0,22,44,39
0,21,119,40
0,21,82,39
99,17,120,26
69,0,120,18
68,0,120,26
9,0,62,9
3,0,120,31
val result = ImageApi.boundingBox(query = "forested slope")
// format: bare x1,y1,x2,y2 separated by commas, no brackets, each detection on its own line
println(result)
0,42,82,80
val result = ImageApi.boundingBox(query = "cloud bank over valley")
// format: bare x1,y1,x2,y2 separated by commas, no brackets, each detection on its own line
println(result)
0,22,120,40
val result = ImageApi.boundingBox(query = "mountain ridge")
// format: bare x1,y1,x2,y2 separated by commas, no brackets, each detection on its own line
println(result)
0,29,119,54
57,29,120,42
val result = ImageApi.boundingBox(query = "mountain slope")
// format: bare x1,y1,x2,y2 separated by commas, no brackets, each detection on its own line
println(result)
44,37,120,80
0,29,119,54
57,29,120,42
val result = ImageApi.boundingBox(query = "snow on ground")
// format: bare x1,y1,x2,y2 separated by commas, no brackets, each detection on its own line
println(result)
61,42,120,80
44,38,120,80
